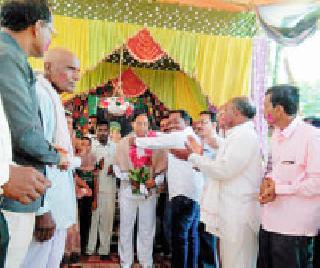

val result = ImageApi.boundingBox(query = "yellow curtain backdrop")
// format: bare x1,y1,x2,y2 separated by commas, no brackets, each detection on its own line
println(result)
79,61,206,119
195,35,253,105
29,15,89,71
28,15,253,112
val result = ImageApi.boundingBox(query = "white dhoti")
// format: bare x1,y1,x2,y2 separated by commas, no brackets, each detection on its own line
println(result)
87,191,116,255
3,211,35,268
220,224,258,268
22,229,67,268
119,185,157,268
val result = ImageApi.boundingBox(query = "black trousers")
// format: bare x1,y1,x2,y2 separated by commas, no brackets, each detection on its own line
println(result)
198,222,216,268
314,235,320,267
257,227,314,268
0,211,8,268
78,196,93,254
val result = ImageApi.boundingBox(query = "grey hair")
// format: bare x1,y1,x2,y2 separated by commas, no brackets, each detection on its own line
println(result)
232,97,256,119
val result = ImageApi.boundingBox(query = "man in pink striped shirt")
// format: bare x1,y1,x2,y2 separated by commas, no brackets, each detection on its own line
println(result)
258,85,320,267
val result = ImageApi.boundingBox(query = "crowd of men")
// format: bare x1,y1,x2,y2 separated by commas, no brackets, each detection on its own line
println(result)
0,1,320,268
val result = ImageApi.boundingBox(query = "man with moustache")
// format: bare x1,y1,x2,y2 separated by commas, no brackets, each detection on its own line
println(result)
258,85,320,268
86,121,118,260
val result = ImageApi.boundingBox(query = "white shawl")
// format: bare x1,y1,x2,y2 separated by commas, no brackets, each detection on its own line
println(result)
36,74,74,156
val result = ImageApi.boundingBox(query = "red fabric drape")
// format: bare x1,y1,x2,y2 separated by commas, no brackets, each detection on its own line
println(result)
112,68,147,97
127,28,166,63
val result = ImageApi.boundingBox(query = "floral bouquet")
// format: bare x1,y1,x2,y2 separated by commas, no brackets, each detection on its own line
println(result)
128,131,155,196
129,166,150,195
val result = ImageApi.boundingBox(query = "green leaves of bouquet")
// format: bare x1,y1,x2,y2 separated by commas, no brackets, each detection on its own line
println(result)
129,166,150,194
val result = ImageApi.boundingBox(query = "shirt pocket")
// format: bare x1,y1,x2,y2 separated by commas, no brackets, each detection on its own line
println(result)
278,159,298,184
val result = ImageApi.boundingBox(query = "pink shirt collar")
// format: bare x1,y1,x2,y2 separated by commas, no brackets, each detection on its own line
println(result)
274,116,302,139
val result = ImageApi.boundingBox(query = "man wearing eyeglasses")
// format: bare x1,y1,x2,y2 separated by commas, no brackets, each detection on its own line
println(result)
0,1,69,267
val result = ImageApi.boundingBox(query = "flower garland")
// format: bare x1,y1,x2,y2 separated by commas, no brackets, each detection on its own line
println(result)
129,131,156,168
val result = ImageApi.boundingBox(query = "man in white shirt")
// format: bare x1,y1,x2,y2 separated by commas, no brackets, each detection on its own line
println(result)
87,121,117,259
0,96,51,266
173,98,262,268
197,111,219,268
134,110,204,268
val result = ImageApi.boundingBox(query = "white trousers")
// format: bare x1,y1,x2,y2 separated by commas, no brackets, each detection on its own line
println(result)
220,224,258,268
87,192,116,255
3,211,35,268
22,228,67,268
119,192,157,268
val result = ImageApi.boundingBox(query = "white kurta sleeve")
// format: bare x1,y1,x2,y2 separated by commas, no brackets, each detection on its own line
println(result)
0,163,9,191
114,165,129,181
189,131,257,181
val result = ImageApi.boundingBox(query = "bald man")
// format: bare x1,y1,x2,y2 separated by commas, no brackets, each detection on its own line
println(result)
22,48,81,268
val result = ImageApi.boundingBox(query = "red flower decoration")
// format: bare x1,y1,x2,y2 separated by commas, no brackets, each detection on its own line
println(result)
125,105,133,117
99,99,109,108
74,98,81,106
73,111,80,119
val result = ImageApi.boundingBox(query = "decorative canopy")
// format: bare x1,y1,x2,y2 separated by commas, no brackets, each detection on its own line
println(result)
112,68,148,98
127,29,166,63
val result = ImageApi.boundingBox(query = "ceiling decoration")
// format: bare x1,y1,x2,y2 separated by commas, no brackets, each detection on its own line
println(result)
40,0,256,37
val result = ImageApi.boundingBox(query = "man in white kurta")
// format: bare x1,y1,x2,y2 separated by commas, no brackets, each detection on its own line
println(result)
177,98,263,268
22,48,81,268
87,122,117,257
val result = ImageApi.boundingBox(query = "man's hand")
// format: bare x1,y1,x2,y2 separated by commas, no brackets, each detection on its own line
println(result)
170,149,191,161
204,136,219,150
34,212,56,242
186,136,203,155
259,177,276,204
54,145,70,170
145,178,156,189
2,166,51,205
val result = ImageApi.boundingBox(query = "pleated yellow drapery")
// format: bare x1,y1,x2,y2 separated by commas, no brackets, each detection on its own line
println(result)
29,15,253,114
29,15,89,72
195,35,253,105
